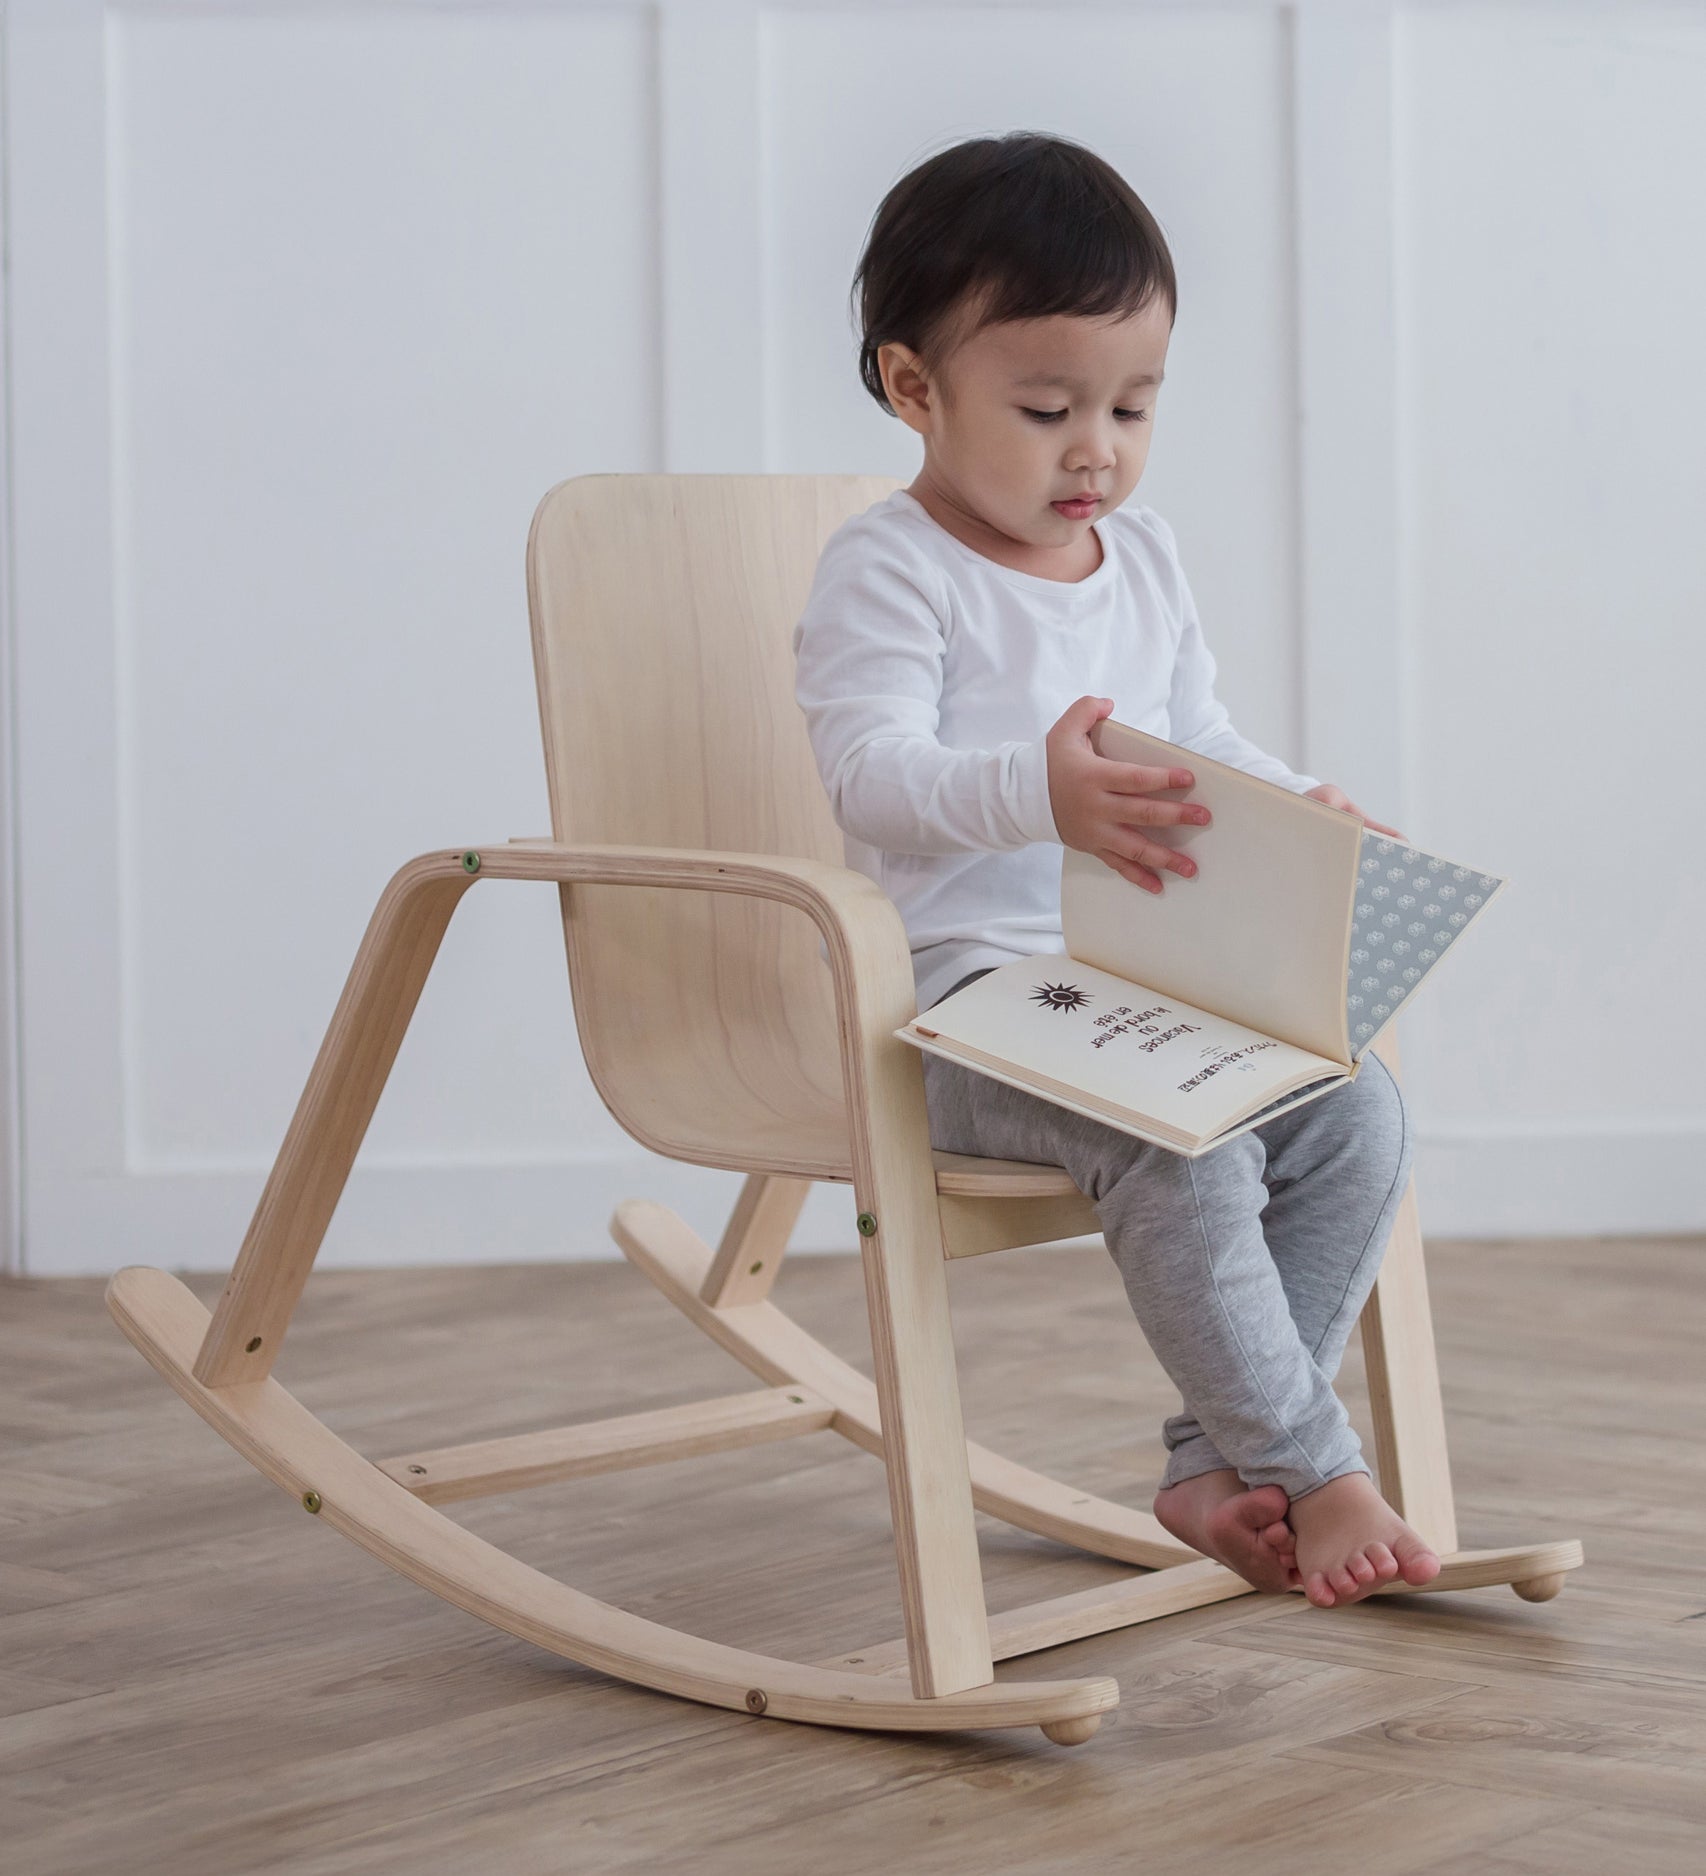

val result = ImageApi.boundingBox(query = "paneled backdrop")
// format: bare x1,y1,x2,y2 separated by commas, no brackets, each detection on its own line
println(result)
6,0,1701,1275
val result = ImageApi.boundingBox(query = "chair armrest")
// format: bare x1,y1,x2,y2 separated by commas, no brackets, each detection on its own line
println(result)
402,841,921,1033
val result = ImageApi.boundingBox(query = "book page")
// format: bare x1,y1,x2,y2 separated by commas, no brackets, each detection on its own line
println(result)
896,954,1346,1148
1346,833,1508,1057
1059,721,1363,1063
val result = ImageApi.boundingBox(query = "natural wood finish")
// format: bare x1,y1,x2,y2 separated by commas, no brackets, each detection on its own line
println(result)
611,1194,1201,1571
191,864,472,1387
827,1542,1585,1682
701,1175,811,1306
1359,1027,1460,1553
104,473,1577,1755
192,833,1004,1700
9,1237,1668,1873
111,1266,1116,1735
376,1387,835,1505
937,1183,1100,1259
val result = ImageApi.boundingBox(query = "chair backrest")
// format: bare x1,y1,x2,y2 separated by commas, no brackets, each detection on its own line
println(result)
526,473,903,1177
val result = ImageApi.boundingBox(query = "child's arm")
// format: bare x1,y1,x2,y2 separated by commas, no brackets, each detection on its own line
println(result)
797,540,1212,881
793,551,1059,856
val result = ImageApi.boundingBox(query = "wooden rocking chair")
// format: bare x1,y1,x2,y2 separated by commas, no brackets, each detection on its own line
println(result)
107,473,1582,1745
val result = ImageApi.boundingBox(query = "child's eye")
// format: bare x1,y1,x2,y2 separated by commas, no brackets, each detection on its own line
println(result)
1020,407,1149,424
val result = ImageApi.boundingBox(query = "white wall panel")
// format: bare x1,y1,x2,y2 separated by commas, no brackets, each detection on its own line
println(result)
6,1,1701,1273
111,10,658,1172
1392,4,1706,1225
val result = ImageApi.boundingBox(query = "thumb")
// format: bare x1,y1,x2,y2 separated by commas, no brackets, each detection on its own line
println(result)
1061,694,1116,737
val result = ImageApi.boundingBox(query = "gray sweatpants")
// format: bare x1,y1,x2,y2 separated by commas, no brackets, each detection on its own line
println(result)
921,967,1414,1503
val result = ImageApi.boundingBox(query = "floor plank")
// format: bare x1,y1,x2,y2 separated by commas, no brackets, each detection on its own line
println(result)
2,1233,1701,1874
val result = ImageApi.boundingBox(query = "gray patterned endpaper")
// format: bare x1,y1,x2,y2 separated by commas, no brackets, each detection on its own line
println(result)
1346,833,1505,1059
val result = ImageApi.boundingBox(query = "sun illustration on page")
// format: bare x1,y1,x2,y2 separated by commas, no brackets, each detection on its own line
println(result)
1029,981,1092,1013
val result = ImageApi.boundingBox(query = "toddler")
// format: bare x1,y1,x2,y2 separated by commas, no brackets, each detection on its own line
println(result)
792,132,1443,1608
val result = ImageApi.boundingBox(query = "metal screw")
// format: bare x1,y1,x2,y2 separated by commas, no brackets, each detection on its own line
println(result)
407,1465,427,1476
245,1336,262,1353
461,851,481,874
748,1261,763,1275
744,1688,768,1714
301,1490,323,1515
856,1211,878,1237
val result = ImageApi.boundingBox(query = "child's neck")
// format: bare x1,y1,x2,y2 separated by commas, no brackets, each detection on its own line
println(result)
905,478,1104,584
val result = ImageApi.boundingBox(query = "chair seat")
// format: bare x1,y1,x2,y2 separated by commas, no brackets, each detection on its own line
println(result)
930,1152,1083,1199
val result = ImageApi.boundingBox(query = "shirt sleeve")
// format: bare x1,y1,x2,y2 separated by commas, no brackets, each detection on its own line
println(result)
1155,518,1321,796
792,538,1060,855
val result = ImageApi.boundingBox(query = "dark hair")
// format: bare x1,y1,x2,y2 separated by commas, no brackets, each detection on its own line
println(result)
852,132,1176,415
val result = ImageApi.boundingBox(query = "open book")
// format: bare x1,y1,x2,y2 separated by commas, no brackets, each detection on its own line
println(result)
895,719,1506,1157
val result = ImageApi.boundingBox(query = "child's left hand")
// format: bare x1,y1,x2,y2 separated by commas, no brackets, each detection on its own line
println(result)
1304,783,1407,843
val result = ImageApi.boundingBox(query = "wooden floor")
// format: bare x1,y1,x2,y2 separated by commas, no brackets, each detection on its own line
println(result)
3,1231,1703,1875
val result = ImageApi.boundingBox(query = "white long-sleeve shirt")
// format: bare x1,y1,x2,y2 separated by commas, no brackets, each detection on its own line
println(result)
792,487,1319,1014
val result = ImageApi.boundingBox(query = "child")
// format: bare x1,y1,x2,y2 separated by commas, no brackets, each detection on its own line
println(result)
792,132,1443,1609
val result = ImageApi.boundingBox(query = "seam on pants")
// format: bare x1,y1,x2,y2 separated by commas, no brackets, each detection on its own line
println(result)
1183,1153,1329,1490
1307,1050,1411,1362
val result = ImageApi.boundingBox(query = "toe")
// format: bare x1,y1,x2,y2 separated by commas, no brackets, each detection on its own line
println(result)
1347,1552,1377,1587
1367,1542,1400,1581
1306,1572,1336,1608
1263,1520,1297,1555
1328,1564,1360,1599
1395,1537,1442,1586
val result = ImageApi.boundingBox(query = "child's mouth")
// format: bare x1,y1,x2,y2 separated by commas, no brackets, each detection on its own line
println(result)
1052,496,1100,518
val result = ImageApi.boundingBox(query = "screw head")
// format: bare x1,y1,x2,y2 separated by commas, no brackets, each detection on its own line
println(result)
245,1336,262,1353
301,1490,323,1515
856,1211,878,1237
744,1688,768,1714
460,851,482,874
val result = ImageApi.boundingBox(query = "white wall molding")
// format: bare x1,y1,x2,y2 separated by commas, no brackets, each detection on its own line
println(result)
659,1,766,470
1291,1,1404,820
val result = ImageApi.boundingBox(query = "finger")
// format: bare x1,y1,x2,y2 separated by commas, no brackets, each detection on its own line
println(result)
1106,762,1194,795
1096,848,1163,893
1139,843,1198,880
1114,795,1212,830
1113,832,1197,881
1366,819,1407,840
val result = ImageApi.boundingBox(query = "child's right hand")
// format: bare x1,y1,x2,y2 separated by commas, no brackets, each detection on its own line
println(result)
1045,696,1211,895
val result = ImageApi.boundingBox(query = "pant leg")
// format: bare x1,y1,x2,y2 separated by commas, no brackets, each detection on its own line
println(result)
1157,1054,1414,1492
918,970,1406,1501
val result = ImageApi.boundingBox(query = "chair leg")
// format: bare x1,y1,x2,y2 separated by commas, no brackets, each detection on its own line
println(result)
1359,1030,1458,1554
195,859,475,1387
699,1174,810,1307
839,998,995,1701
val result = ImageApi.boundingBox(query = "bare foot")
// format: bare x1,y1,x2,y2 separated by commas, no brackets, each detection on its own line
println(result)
1153,1469,1301,1593
1287,1471,1441,1607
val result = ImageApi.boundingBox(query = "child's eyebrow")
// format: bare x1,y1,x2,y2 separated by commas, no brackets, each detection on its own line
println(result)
1012,371,1164,390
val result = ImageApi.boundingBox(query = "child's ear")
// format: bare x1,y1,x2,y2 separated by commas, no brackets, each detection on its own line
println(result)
878,342,934,434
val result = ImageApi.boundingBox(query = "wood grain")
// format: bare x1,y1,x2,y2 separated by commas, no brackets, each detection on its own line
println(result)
3,1232,1697,1874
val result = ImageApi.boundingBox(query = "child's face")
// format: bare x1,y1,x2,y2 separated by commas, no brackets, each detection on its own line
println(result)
879,297,1172,554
